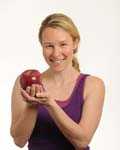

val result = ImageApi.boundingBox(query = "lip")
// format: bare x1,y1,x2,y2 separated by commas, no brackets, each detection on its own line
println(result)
50,58,65,62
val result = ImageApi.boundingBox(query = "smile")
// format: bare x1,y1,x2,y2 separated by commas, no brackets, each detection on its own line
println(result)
50,59,65,64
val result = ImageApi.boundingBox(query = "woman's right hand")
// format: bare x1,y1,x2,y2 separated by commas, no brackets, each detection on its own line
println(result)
21,84,44,106
11,77,40,147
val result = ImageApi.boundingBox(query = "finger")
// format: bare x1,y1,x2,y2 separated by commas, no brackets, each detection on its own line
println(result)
21,88,37,102
36,93,42,98
41,84,46,92
26,86,31,94
21,88,30,99
27,100,39,106
41,83,46,92
35,84,41,94
35,84,44,97
25,98,39,107
36,92,48,98
39,84,45,92
37,84,44,92
30,84,36,97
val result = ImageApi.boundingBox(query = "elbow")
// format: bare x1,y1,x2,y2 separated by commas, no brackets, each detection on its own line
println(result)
79,139,90,149
75,141,90,150
10,128,27,148
13,137,27,148
73,135,91,150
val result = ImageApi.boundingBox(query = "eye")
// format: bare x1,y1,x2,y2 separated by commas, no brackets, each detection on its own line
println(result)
61,43,67,47
45,44,54,48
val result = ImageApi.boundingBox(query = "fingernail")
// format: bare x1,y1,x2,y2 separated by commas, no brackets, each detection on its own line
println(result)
36,93,40,97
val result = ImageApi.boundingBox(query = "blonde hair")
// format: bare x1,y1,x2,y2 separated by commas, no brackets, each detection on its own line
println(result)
38,13,80,72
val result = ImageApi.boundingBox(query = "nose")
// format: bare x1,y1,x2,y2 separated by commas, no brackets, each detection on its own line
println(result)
52,46,62,57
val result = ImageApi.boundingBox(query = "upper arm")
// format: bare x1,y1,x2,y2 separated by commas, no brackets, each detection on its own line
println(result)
79,75,105,141
11,76,26,126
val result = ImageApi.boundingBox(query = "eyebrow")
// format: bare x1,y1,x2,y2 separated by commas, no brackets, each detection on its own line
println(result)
42,42,53,45
42,40,68,45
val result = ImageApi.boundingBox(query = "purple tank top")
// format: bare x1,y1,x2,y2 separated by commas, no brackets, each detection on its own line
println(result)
28,73,90,150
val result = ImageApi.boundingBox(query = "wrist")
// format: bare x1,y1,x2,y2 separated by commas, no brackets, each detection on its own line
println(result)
45,99,58,111
25,101,39,110
45,98,57,108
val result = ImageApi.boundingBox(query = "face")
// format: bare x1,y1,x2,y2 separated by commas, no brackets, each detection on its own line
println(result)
41,27,78,72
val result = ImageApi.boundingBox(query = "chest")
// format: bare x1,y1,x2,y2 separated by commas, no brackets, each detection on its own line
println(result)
44,80,77,101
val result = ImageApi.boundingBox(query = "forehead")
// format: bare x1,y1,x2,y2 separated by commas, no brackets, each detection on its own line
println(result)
41,27,73,42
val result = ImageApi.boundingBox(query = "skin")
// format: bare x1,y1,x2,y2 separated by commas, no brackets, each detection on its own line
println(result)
10,27,105,149
41,27,79,86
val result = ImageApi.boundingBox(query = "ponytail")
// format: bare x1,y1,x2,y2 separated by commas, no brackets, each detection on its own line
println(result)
39,13,81,72
72,56,80,72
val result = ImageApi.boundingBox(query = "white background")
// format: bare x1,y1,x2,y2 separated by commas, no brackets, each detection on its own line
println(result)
0,0,119,149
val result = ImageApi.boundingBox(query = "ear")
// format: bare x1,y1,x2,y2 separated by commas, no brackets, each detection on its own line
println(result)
73,39,79,52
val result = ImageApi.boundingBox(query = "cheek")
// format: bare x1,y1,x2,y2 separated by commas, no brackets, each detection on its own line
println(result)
43,49,52,57
63,48,73,57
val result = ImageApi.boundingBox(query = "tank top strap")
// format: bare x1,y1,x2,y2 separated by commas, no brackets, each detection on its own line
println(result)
78,73,91,101
80,73,90,82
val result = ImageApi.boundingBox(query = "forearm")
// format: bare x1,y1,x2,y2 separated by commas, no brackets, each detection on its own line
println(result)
11,105,38,145
46,102,89,149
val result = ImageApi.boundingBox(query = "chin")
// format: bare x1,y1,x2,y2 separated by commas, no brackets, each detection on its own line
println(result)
51,67,65,73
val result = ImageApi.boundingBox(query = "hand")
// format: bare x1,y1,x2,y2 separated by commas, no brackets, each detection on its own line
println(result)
21,84,55,107
20,84,43,106
21,88,39,107
35,91,56,107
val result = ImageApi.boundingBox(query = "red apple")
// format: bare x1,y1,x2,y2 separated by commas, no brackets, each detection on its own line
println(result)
20,69,43,90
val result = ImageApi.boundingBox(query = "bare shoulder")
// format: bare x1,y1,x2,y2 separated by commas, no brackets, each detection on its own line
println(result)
41,70,50,80
84,75,105,100
11,75,24,105
85,75,105,88
12,75,21,92
79,75,105,141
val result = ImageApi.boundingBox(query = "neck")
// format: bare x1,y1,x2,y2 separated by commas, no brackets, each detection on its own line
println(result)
47,64,80,87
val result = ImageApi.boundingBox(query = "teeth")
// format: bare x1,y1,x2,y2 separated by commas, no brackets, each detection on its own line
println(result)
50,59,64,64
53,60,62,64
54,60,62,63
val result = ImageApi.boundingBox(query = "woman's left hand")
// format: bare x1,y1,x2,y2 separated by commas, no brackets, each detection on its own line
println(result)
21,84,56,107
35,91,56,107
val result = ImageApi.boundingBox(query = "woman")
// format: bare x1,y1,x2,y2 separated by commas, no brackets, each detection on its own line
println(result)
10,13,105,150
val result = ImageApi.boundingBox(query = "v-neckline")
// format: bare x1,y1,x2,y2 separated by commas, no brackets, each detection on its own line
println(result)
55,73,84,103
